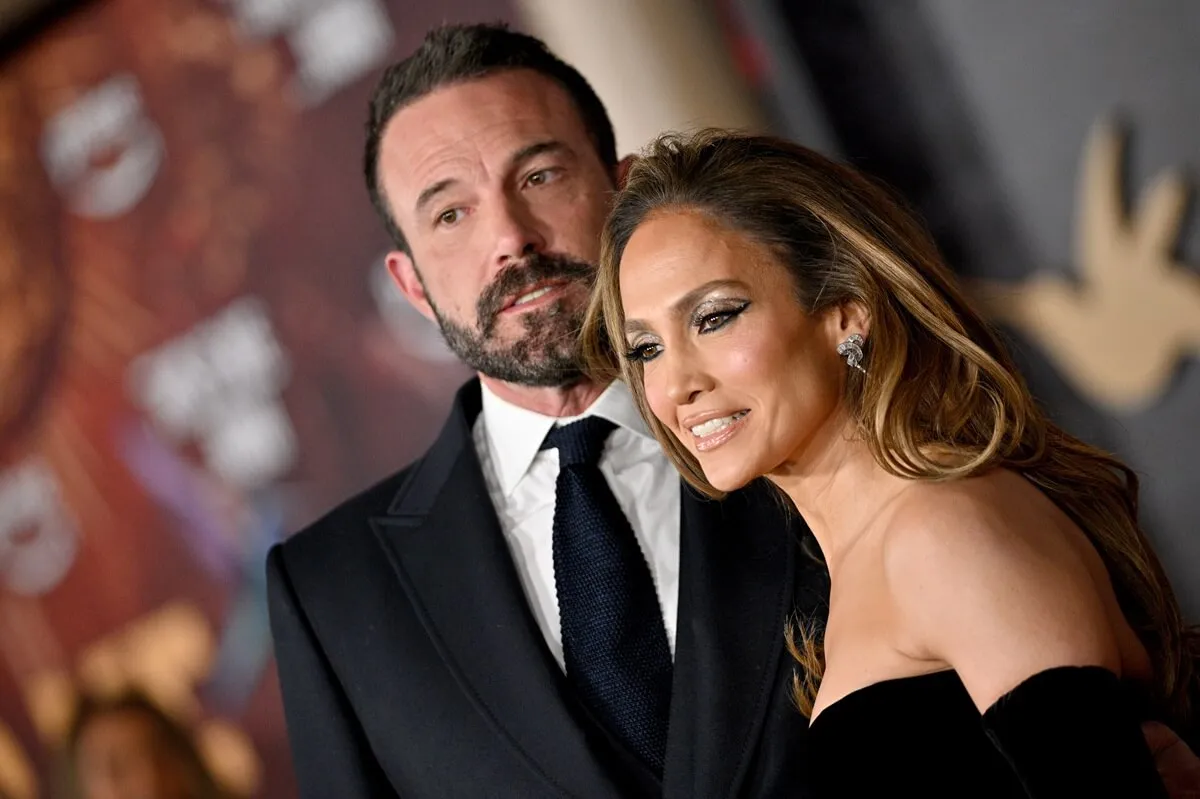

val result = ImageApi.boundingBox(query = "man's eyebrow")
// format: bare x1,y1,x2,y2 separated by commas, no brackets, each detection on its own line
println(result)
413,141,568,216
415,178,457,216
510,140,568,170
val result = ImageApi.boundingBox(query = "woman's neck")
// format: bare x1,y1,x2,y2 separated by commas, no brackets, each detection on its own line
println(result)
768,420,909,573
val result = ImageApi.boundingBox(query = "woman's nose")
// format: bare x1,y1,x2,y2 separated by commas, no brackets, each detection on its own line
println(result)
663,351,713,407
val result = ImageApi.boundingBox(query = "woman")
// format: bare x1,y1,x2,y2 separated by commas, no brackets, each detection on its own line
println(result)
581,129,1199,797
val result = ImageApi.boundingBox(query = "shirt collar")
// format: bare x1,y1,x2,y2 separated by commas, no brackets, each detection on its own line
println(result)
479,380,654,497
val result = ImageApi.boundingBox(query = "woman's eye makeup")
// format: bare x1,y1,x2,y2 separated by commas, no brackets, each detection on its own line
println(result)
623,341,662,363
622,298,750,363
691,299,750,334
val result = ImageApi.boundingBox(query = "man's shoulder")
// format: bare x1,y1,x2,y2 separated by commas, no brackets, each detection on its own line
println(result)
278,380,477,563
276,456,426,566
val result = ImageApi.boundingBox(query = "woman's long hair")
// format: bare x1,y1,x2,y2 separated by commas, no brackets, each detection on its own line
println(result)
581,129,1199,724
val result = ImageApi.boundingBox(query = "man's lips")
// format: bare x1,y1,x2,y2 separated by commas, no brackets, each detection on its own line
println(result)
498,280,575,313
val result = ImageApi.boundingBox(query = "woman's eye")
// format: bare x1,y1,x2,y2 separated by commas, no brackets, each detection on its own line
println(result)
624,343,662,363
695,302,749,334
698,312,733,333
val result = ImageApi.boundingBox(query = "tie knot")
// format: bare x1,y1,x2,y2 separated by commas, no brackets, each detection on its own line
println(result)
543,416,616,467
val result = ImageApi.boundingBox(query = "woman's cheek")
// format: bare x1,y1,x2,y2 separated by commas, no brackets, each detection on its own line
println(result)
642,369,677,433
714,337,772,384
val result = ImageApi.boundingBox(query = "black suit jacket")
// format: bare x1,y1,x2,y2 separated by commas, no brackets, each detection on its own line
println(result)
267,379,829,798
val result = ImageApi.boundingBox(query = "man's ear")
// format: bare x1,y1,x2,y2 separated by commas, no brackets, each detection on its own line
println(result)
385,250,436,322
616,154,638,190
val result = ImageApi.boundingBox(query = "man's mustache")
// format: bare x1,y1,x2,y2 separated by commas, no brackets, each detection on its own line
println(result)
477,253,595,336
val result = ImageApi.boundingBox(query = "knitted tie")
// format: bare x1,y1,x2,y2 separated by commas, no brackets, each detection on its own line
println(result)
544,416,673,775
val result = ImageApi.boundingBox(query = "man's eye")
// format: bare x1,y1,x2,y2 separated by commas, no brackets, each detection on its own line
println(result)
526,169,556,187
437,208,463,226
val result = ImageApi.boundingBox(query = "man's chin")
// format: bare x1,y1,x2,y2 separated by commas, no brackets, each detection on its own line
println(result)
482,361,587,388
501,371,587,389
470,339,587,387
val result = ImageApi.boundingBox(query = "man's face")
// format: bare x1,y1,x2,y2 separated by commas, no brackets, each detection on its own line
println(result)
379,70,615,386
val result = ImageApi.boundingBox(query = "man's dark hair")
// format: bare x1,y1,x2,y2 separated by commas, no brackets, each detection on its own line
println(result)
363,23,618,254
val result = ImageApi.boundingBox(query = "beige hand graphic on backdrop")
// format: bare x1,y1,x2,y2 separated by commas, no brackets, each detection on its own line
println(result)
972,121,1200,411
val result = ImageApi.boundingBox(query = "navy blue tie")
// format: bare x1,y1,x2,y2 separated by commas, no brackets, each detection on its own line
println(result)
544,417,673,775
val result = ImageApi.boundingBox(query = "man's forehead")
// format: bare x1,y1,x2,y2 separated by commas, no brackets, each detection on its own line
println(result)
381,71,584,192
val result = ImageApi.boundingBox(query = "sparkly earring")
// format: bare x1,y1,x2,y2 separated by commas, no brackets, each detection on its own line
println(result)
837,333,868,375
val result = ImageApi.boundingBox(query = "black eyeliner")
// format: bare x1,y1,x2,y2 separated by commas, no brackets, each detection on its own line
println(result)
691,299,750,329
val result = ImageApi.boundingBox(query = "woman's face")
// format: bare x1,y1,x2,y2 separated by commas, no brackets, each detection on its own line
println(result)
618,210,854,492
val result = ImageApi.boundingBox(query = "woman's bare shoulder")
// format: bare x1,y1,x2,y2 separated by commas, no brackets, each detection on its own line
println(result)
878,470,1123,711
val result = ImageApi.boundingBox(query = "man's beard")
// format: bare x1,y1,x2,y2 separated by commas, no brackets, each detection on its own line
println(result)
424,252,596,387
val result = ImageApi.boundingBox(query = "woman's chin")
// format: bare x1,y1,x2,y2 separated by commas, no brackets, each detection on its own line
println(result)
700,462,757,495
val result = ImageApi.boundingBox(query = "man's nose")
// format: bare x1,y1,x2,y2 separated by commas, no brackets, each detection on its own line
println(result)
490,194,547,270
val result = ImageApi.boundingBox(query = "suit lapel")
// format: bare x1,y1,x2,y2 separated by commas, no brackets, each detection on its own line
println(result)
369,381,634,799
663,480,818,799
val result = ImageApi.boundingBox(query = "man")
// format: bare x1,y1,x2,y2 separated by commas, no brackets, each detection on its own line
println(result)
267,23,827,798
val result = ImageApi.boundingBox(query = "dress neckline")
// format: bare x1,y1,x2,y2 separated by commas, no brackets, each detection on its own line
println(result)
810,668,962,730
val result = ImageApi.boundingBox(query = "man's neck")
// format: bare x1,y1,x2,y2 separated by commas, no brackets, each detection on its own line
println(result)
479,374,611,418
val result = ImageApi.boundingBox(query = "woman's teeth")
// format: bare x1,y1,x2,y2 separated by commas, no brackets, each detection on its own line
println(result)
690,410,748,437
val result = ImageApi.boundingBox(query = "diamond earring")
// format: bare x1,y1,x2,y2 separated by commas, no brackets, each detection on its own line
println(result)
837,333,868,375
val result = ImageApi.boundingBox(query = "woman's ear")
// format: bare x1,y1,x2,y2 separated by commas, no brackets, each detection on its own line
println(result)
830,300,871,342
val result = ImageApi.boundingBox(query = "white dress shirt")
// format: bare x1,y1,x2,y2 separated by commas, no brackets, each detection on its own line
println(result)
472,380,681,670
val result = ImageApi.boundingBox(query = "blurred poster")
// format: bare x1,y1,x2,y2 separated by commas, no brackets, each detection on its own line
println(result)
0,0,511,795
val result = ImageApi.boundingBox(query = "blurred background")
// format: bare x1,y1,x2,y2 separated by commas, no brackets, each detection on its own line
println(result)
0,0,1196,796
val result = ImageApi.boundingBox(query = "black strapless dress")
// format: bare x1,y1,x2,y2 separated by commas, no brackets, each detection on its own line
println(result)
807,665,1169,797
